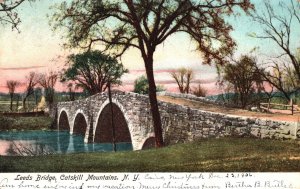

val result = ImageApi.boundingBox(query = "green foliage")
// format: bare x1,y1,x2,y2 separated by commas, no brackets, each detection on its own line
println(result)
1,138,300,172
44,87,55,104
50,0,253,65
133,76,148,94
33,88,42,105
0,116,53,131
133,75,165,94
51,0,254,148
220,55,263,108
61,50,128,95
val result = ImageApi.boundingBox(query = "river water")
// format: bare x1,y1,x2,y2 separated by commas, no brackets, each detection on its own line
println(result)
0,131,133,156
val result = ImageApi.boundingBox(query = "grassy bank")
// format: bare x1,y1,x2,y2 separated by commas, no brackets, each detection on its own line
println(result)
0,116,53,131
1,138,300,172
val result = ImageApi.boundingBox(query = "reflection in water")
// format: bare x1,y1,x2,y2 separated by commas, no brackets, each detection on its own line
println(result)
5,140,54,156
0,131,133,156
73,134,86,153
58,132,70,153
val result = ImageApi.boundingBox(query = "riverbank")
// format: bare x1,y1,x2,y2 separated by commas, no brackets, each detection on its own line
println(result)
0,115,53,131
1,138,300,172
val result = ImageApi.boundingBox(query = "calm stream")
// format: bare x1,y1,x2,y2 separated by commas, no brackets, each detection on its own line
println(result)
0,131,133,156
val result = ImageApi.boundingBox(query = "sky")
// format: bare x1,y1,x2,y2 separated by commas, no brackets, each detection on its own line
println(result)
0,0,299,95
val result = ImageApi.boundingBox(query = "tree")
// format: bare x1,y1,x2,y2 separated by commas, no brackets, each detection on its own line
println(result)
192,84,207,97
170,68,194,94
33,87,42,105
134,75,164,95
257,58,297,101
219,55,263,108
38,71,58,106
0,0,35,30
61,50,127,95
250,0,300,100
67,83,76,101
51,0,253,147
134,75,149,95
6,80,20,111
23,72,38,112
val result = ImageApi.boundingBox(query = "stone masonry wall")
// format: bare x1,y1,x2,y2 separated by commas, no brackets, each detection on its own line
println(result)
56,91,300,150
56,91,155,150
157,91,226,106
157,92,299,144
158,101,299,145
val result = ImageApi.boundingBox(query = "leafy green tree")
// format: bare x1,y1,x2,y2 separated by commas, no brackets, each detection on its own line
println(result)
61,50,128,95
134,75,164,95
219,55,263,108
51,0,253,147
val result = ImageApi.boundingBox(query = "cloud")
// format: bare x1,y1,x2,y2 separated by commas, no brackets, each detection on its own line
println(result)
0,66,46,71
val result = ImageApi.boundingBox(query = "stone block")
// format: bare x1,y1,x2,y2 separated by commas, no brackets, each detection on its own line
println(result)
250,128,260,137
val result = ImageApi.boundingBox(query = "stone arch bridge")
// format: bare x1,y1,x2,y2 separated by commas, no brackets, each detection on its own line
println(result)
56,91,299,151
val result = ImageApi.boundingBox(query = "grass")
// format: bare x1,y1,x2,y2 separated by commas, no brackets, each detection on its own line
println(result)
0,138,300,172
0,102,37,112
0,116,53,131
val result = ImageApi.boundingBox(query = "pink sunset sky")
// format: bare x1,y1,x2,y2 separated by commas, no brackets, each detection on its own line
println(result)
0,0,298,96
0,0,220,95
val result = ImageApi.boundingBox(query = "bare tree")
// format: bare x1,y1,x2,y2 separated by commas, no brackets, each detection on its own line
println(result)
170,68,194,94
257,59,297,101
51,0,253,147
6,80,19,111
38,71,58,106
22,72,38,112
250,0,300,100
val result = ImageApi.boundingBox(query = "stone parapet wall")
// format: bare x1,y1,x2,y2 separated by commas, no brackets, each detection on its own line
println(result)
157,91,226,106
158,101,299,145
156,91,299,144
55,91,300,150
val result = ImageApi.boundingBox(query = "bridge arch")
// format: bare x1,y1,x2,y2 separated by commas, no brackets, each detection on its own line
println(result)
58,108,70,131
94,99,133,148
139,133,156,150
72,110,89,137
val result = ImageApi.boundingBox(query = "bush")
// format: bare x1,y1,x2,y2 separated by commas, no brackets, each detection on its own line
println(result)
0,116,53,131
133,75,165,94
192,84,207,97
0,116,15,130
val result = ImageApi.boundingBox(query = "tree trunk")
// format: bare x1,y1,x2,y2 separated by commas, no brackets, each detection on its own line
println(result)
22,98,27,112
10,94,13,112
144,56,164,147
16,95,19,112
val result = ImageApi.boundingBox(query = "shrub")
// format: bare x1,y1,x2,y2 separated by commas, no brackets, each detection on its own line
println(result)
0,115,15,130
192,84,207,97
133,75,165,94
